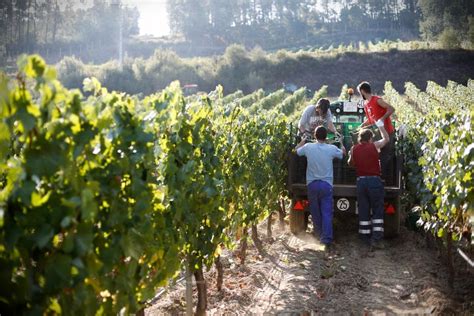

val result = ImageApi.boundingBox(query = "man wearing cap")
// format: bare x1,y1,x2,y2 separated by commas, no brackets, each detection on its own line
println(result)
348,123,389,250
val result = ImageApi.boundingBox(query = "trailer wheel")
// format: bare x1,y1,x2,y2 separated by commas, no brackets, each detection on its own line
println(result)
289,200,307,235
384,197,401,238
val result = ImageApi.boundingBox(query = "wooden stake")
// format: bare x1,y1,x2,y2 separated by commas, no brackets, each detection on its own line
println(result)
185,264,193,316
194,267,207,316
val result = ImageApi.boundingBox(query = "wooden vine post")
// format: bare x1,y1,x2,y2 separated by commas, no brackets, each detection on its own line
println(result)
215,256,224,292
185,264,193,316
267,212,273,238
239,228,248,265
194,268,207,316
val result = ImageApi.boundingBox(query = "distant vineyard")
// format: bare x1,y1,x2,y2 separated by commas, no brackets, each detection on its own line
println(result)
274,40,442,55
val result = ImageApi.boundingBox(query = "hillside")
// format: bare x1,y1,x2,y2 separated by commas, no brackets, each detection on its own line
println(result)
57,48,474,96
269,49,474,96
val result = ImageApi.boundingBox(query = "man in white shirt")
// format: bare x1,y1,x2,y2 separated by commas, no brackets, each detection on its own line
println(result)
295,126,346,251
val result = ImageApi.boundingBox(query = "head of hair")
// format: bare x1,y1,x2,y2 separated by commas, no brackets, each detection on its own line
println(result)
316,98,330,117
358,128,373,143
314,126,327,141
357,81,371,95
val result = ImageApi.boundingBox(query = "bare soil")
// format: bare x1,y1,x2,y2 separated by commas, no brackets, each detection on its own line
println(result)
146,214,474,315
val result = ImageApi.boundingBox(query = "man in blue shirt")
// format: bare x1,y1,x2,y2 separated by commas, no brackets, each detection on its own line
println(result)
296,126,346,250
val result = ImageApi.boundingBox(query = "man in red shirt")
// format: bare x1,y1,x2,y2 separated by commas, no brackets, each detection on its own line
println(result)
348,123,389,250
357,81,396,182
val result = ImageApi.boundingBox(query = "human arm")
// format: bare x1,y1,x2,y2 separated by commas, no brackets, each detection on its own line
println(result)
376,98,395,122
347,146,355,166
295,136,307,154
298,121,306,134
374,124,389,150
360,118,370,128
298,106,311,134
327,116,337,134
341,144,347,156
333,144,345,160
326,110,342,138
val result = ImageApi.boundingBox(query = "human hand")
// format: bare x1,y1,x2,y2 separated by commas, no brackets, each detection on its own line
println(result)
375,119,384,128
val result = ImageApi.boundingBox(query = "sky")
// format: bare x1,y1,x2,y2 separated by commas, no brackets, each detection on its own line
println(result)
122,0,170,36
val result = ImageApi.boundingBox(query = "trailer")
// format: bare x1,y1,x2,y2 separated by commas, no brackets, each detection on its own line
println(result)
287,99,402,237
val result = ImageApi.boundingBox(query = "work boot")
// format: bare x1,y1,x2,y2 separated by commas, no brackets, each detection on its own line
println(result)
323,243,333,253
370,240,386,251
359,242,374,258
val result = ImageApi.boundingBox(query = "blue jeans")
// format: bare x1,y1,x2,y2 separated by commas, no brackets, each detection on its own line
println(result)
308,180,333,245
357,177,385,242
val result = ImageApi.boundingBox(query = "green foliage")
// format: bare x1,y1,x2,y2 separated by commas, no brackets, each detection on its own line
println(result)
418,0,474,42
248,89,287,114
166,0,421,48
438,27,462,49
339,84,349,100
1,56,181,314
275,88,308,116
469,16,474,47
1,1,140,64
0,55,290,314
58,39,472,97
383,80,473,243
311,85,328,104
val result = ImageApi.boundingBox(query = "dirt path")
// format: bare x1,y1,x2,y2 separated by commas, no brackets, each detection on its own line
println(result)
146,215,473,315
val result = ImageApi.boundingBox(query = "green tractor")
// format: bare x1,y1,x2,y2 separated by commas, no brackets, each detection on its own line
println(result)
286,96,402,238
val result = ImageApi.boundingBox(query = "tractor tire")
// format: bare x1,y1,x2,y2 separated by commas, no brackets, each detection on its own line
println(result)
384,197,401,238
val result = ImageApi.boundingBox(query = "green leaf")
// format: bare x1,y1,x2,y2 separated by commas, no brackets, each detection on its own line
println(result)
61,196,81,209
75,224,94,256
81,188,98,222
60,216,72,228
437,227,444,238
18,55,46,78
30,55,46,78
120,230,144,260
62,234,74,253
35,225,54,249
83,77,102,94
0,122,10,161
44,254,72,291
31,190,52,207
47,298,62,314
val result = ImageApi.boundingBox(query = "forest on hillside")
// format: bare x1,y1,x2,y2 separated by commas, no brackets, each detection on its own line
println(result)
0,0,473,64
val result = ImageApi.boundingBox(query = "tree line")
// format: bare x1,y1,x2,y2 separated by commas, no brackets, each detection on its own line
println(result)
167,0,419,46
0,0,139,63
0,0,473,66
167,0,473,48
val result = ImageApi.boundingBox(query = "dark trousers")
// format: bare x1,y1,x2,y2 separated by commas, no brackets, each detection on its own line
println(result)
357,176,385,242
308,180,333,245
379,132,395,181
